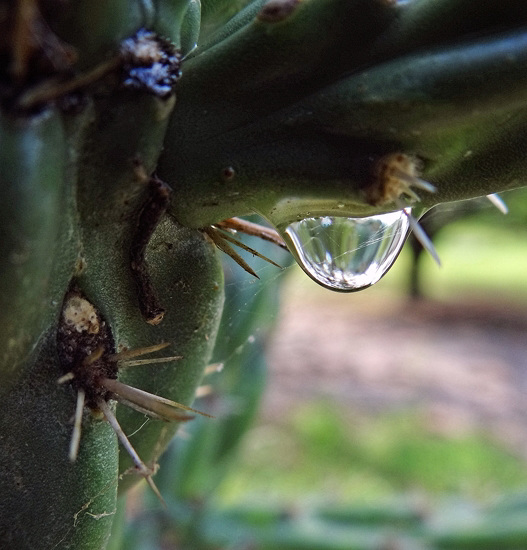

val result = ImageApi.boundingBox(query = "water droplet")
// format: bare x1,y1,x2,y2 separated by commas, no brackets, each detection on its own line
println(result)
282,210,410,291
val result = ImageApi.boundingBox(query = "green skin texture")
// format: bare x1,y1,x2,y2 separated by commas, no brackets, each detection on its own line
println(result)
160,0,527,228
1,0,527,548
0,2,221,549
0,97,224,547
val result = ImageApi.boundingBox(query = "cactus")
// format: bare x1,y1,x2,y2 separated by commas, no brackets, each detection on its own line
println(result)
1,1,527,548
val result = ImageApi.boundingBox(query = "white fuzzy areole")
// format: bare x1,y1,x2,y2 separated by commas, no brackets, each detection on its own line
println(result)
62,296,100,334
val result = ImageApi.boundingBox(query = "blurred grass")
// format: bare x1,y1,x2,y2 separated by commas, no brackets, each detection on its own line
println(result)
390,189,527,303
215,404,527,507
406,223,527,303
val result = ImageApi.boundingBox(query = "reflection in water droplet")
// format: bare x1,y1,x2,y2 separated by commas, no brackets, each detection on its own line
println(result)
282,210,410,291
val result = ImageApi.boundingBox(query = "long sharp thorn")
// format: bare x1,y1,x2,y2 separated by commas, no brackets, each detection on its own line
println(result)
102,377,214,419
118,356,183,368
108,342,171,362
97,399,166,507
97,400,144,469
114,395,193,422
144,476,166,507
396,200,441,267
215,229,283,269
69,389,85,462
181,43,198,61
411,177,437,194
216,217,288,249
393,169,437,194
57,371,75,385
114,396,166,421
486,193,509,215
406,213,441,266
204,227,260,278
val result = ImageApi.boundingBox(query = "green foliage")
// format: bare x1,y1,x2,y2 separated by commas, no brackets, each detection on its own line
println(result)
118,405,527,549
118,403,527,550
219,406,527,504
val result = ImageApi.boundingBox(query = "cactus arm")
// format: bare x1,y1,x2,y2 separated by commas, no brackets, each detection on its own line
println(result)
0,110,73,389
179,0,202,55
0,334,119,550
167,29,527,227
66,85,225,492
0,108,117,550
163,0,398,142
158,0,527,228
0,3,224,547
0,88,224,550
2,1,527,548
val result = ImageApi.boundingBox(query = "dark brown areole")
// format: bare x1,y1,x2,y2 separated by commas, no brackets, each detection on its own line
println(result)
56,287,117,409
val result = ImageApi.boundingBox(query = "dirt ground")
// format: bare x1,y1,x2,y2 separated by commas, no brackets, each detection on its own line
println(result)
264,285,527,458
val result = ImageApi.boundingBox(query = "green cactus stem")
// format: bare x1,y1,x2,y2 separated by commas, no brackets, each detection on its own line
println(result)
159,0,527,228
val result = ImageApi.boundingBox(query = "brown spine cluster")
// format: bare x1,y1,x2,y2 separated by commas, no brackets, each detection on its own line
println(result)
365,153,422,206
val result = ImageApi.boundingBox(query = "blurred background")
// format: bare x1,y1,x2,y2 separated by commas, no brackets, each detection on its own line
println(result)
114,187,527,549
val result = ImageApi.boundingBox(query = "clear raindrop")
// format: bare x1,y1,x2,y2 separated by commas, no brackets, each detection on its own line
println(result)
282,210,410,291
